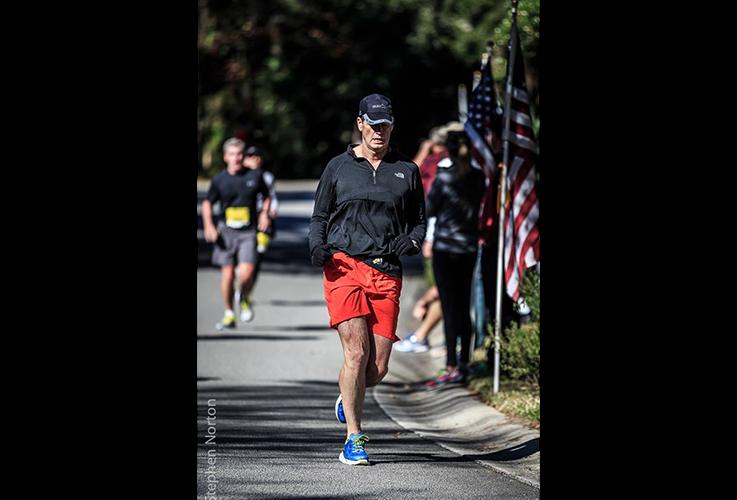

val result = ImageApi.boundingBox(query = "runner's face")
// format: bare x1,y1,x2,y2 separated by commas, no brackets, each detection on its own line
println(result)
224,146,244,171
357,117,393,152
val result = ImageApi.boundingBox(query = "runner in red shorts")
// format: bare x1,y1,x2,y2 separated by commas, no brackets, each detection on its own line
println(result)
308,94,426,465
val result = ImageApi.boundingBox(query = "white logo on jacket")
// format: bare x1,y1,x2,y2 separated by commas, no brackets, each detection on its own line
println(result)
394,172,405,179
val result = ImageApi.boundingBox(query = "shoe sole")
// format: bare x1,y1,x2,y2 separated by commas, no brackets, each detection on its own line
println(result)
394,342,429,353
215,323,236,331
335,395,346,424
339,451,368,465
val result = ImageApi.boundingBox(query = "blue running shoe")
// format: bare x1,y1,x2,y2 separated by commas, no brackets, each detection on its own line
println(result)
339,433,369,465
335,394,346,424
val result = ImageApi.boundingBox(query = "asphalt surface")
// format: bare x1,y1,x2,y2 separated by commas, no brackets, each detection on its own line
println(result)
197,180,539,499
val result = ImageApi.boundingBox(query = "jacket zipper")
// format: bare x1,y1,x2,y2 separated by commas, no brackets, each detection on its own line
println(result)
372,169,376,184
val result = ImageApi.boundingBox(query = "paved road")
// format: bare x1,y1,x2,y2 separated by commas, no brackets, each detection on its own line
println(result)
196,181,539,499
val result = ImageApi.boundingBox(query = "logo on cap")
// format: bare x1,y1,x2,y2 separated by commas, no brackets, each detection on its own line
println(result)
359,94,394,125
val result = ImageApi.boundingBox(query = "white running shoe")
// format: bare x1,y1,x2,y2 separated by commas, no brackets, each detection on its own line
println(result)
239,296,254,322
394,333,429,352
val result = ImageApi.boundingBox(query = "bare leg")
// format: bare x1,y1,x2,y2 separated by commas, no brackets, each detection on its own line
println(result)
413,300,442,341
220,264,235,310
365,334,394,387
237,262,256,298
251,253,264,292
337,317,371,438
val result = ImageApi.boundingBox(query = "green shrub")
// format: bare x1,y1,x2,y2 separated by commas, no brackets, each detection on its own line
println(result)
500,321,539,384
466,373,540,428
518,267,540,320
502,267,540,383
475,266,540,384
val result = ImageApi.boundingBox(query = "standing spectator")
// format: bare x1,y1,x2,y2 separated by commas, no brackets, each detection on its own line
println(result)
413,126,449,197
425,130,485,386
395,125,451,353
394,284,441,353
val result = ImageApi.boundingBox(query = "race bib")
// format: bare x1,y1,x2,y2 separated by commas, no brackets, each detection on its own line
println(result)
225,206,250,228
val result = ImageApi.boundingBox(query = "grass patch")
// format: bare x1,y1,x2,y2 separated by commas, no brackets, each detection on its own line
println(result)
466,367,540,429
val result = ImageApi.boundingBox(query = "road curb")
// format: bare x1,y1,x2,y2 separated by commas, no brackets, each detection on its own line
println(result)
373,385,540,489
373,276,540,488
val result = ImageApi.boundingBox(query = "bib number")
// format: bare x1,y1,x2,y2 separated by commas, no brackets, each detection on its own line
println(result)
225,207,250,228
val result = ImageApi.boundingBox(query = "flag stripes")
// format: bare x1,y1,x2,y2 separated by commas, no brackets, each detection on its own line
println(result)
502,23,540,301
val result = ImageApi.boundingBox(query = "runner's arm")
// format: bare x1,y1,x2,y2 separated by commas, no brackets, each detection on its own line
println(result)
308,161,336,256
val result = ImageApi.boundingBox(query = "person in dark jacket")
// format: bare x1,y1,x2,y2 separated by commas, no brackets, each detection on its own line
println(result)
425,130,485,386
308,93,425,466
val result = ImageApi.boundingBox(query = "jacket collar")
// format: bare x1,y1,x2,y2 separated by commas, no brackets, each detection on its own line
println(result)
346,143,395,162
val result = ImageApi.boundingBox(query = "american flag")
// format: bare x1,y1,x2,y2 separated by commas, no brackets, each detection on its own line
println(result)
465,54,503,243
465,56,503,177
502,23,540,301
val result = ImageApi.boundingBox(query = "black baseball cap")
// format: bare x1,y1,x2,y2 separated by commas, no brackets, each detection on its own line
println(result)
245,146,263,156
358,94,394,125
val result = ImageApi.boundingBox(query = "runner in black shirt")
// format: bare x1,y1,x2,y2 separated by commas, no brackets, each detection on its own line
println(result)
202,137,271,329
309,94,426,465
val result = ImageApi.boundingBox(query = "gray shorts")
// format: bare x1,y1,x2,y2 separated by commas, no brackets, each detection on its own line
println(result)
212,224,257,266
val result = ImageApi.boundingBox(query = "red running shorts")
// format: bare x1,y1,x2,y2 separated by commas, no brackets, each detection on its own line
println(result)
323,252,402,342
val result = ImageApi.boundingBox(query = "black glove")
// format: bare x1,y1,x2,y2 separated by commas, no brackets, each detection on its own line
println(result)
215,232,227,250
311,244,332,267
392,234,420,256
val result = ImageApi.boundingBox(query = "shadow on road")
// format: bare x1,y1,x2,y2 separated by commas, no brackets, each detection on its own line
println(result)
197,381,440,461
196,334,322,341
371,438,539,464
197,380,538,465
266,299,327,307
245,324,332,331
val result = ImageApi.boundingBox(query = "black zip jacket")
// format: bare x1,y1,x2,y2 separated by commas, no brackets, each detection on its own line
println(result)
426,158,485,254
309,144,426,277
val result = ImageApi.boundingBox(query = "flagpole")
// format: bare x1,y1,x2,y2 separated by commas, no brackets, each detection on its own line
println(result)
458,84,468,123
493,0,519,394
473,39,495,349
